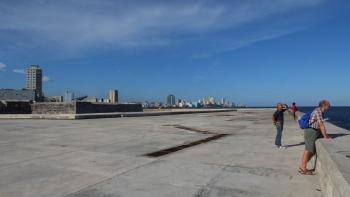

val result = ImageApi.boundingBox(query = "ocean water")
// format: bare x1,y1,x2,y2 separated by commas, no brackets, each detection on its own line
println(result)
298,106,350,131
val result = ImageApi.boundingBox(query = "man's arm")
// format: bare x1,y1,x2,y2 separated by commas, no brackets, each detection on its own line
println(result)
315,110,331,139
272,113,277,125
319,121,331,139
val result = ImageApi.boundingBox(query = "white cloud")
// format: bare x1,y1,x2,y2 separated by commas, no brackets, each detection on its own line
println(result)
0,0,325,56
12,68,25,74
42,76,50,82
192,26,305,59
0,62,6,71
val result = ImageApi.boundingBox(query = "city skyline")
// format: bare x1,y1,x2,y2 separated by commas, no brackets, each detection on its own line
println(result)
1,1,350,106
0,64,235,106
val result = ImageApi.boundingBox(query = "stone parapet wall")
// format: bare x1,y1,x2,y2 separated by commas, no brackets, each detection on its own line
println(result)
75,102,142,114
315,122,350,197
1,101,143,114
31,102,76,114
0,101,32,114
316,139,350,197
30,102,142,114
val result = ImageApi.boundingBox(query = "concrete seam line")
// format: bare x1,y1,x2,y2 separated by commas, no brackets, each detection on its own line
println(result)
0,150,78,170
63,159,159,197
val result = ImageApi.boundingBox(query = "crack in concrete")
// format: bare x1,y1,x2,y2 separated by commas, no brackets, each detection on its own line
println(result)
65,159,160,197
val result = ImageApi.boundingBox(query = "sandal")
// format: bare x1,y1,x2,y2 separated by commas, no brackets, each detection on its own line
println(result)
298,167,316,175
299,167,315,172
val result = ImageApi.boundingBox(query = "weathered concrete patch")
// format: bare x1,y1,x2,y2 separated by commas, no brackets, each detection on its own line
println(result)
143,134,229,157
195,186,259,197
68,188,121,197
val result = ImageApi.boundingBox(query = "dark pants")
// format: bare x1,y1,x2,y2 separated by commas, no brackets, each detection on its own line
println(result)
275,122,283,146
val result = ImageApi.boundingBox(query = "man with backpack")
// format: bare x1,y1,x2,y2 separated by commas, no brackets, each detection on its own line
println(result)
273,103,287,149
299,100,331,175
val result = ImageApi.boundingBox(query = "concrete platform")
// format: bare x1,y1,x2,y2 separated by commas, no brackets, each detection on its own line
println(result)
0,109,236,119
0,109,323,197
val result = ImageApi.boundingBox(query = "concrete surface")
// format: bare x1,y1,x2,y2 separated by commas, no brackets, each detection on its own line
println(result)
315,121,350,197
0,109,236,119
0,109,323,197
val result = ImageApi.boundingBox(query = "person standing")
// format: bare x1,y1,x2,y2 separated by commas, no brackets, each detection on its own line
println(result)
291,102,298,120
273,103,286,149
299,100,331,175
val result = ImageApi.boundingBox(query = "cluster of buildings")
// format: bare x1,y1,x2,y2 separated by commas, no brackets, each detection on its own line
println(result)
1,65,240,109
0,65,119,104
60,89,119,104
142,94,237,109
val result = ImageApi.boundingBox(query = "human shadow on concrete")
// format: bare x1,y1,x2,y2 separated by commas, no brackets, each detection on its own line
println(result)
284,142,305,148
329,133,349,139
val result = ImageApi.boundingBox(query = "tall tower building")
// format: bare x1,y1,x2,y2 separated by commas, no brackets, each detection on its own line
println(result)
64,90,74,102
167,94,176,106
26,65,43,99
221,97,225,106
109,89,119,103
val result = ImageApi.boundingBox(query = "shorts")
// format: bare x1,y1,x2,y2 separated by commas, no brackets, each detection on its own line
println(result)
304,128,323,153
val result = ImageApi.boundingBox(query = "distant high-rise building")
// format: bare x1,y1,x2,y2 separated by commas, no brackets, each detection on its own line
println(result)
202,96,216,106
109,90,118,103
64,90,74,102
26,65,43,99
167,94,176,106
221,97,225,106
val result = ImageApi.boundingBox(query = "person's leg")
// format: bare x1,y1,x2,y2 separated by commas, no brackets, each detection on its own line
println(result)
300,150,314,170
275,123,282,147
300,128,317,172
280,123,284,146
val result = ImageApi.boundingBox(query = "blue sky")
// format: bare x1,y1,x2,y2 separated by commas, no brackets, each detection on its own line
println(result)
1,0,350,106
